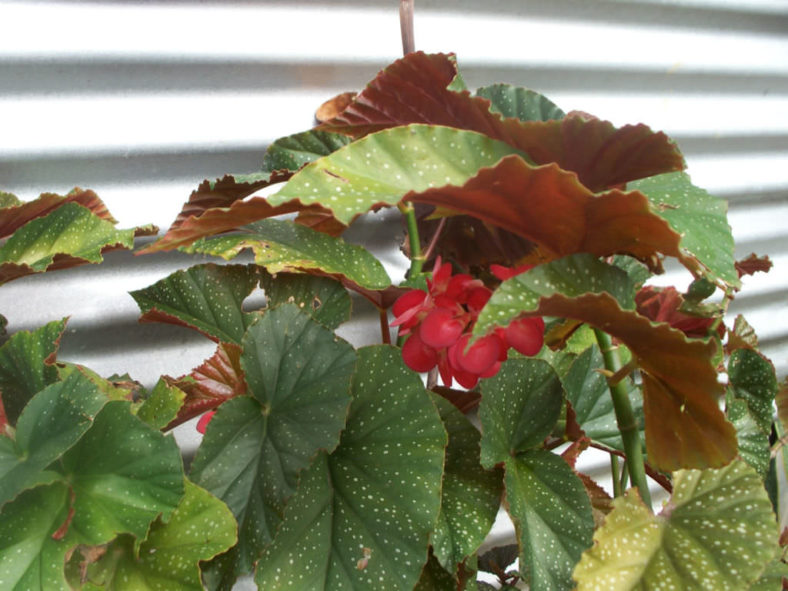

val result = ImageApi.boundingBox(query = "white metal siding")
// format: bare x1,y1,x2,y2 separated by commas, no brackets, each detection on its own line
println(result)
2,1,787,585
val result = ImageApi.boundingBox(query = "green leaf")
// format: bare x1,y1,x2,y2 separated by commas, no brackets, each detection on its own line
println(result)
131,264,260,345
0,202,135,285
476,84,565,122
0,482,72,591
260,270,351,330
74,480,237,590
573,460,779,590
629,172,739,288
263,129,353,172
185,218,391,291
269,124,524,225
0,370,107,508
0,192,21,207
610,255,651,289
59,401,185,545
431,393,503,570
563,346,645,453
0,318,66,426
255,345,447,591
749,551,788,591
479,358,566,465
728,348,778,435
134,378,185,430
191,304,355,582
414,551,459,591
727,398,770,478
504,450,594,591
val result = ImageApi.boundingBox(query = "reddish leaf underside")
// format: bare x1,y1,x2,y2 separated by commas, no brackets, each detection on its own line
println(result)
0,188,116,239
319,51,684,191
164,343,246,429
0,244,135,285
407,156,683,272
510,292,736,471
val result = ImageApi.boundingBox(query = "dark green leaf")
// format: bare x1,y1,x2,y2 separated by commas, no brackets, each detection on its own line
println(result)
574,460,779,590
478,544,519,574
728,348,778,435
610,255,651,289
131,264,259,345
59,401,185,545
255,345,447,591
476,84,565,122
727,398,770,478
629,171,739,288
504,450,594,591
191,305,355,582
479,359,565,465
260,271,351,330
414,551,459,591
185,218,391,292
135,378,185,430
0,370,107,508
563,346,644,453
0,318,66,426
431,393,503,570
263,129,353,172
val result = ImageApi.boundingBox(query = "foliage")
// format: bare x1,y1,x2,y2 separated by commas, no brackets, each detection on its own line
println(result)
0,51,784,590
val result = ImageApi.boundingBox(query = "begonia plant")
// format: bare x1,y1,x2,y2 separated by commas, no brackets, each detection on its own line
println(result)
0,47,786,591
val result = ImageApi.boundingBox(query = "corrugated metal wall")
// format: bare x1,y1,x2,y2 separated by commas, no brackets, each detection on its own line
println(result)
2,0,787,585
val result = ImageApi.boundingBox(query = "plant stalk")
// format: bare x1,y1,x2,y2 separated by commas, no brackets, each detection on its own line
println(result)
399,0,415,55
398,202,424,277
594,328,652,509
610,454,622,497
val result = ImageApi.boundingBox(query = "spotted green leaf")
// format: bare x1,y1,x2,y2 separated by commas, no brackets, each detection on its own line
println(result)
0,370,107,508
727,398,770,478
255,345,447,591
573,460,779,590
191,304,356,584
0,202,135,285
131,264,260,345
563,346,645,454
135,378,185,430
263,129,353,172
0,318,66,427
431,393,503,570
476,84,566,122
504,450,594,591
414,551,460,591
185,218,391,292
479,358,565,464
629,171,739,288
749,551,788,591
260,271,351,330
71,480,236,590
728,348,778,435
59,401,185,545
0,482,72,591
268,124,525,225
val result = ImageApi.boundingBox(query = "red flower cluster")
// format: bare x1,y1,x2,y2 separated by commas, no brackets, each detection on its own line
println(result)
392,258,544,389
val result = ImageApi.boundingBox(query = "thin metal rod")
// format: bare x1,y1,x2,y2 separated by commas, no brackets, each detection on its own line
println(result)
400,0,415,55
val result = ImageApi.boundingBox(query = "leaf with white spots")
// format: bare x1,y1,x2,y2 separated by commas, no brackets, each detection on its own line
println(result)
476,84,566,122
0,482,73,590
749,550,788,591
503,450,594,591
260,270,351,330
131,264,260,345
431,393,503,570
479,358,566,465
71,480,237,590
573,459,779,590
728,348,778,435
0,370,108,509
58,401,185,545
184,218,391,292
563,346,645,454
413,550,461,590
0,202,136,285
135,378,186,430
191,304,356,585
0,318,66,427
255,345,448,590
263,129,354,172
727,398,770,478
267,124,525,226
629,172,739,288
475,254,736,472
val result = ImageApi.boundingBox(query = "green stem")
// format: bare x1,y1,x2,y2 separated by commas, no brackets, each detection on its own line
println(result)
610,454,622,497
398,202,424,277
594,328,652,509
